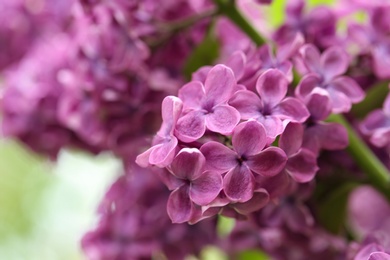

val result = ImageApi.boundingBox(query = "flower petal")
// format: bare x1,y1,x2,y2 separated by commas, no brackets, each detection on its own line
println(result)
226,51,246,80
286,148,318,183
149,137,178,167
158,96,183,137
295,73,321,99
279,122,304,156
328,88,352,113
170,148,205,180
368,252,390,260
204,64,236,104
257,115,284,143
190,171,223,206
224,165,255,202
167,186,193,223
330,76,364,103
273,97,309,123
300,44,321,74
175,110,206,142
232,120,267,156
205,105,240,135
229,90,263,120
200,141,238,173
192,66,212,83
256,69,289,107
178,81,205,111
247,147,287,176
305,90,332,121
233,189,269,215
316,122,349,151
320,46,349,80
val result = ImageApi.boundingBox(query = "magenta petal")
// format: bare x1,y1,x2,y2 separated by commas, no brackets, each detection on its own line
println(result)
273,97,309,123
361,110,390,135
317,122,349,150
355,244,385,260
175,110,206,142
192,66,212,83
205,105,240,135
247,147,287,176
135,147,153,168
305,91,332,121
328,88,352,113
279,122,304,156
226,51,246,80
295,73,321,99
204,64,236,104
178,81,205,111
190,171,223,206
286,148,318,183
320,46,349,80
257,115,284,142
300,44,321,74
149,138,178,167
158,96,183,136
368,252,390,260
200,141,238,173
167,186,193,223
170,148,205,180
383,93,390,116
255,172,290,199
232,120,267,156
256,69,289,107
330,76,364,103
229,90,263,119
224,165,255,203
233,189,269,215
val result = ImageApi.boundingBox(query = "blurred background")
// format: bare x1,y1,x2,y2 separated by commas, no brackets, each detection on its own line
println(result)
0,139,120,260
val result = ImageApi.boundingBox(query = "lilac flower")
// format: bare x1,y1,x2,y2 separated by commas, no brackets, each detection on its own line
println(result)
361,91,390,148
200,120,287,202
165,148,223,223
136,96,183,168
296,44,365,113
273,0,338,49
301,91,349,155
230,69,309,142
347,6,390,79
279,122,319,183
175,65,240,142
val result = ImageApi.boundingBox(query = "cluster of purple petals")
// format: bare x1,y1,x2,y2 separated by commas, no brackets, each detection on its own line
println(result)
137,32,361,223
222,183,347,260
0,0,216,159
82,166,218,260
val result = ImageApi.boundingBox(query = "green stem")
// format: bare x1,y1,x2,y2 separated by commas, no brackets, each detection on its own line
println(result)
213,0,266,46
327,114,390,200
216,0,390,200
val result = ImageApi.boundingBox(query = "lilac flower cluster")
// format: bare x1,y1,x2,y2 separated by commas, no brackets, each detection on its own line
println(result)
3,0,390,259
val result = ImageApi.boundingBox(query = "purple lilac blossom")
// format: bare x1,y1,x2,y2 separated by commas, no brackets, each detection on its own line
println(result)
164,148,223,223
136,96,183,168
301,91,349,155
230,68,309,143
175,64,241,142
273,0,338,50
347,6,390,79
296,44,365,113
361,89,390,148
347,186,390,260
200,120,287,202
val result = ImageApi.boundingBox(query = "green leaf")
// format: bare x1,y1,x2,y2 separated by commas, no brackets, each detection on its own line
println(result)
217,215,236,238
